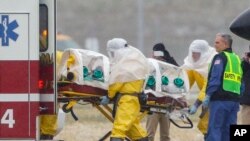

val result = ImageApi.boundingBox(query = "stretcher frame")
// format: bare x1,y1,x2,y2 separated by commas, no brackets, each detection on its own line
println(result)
57,94,131,141
57,82,193,141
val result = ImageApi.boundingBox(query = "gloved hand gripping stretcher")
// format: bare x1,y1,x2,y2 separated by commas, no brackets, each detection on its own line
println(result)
140,58,193,128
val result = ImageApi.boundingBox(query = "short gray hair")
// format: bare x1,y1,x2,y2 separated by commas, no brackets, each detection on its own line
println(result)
217,33,233,48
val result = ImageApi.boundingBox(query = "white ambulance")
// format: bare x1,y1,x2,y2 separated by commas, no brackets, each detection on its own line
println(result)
0,0,57,140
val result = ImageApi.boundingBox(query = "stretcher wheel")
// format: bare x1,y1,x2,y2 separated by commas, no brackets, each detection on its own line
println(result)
62,104,72,113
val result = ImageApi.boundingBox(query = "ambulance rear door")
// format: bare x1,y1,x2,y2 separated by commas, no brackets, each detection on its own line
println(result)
0,0,39,139
39,0,57,115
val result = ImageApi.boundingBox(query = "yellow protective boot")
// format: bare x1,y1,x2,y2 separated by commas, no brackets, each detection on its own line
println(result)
40,115,57,140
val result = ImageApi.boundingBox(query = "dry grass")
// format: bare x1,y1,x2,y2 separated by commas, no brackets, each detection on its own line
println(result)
54,92,205,141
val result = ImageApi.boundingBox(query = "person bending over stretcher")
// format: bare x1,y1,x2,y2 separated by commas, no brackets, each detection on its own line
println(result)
100,38,149,141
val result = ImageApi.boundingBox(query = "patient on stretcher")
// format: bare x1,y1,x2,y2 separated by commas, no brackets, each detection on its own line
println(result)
144,58,190,109
57,50,189,107
57,49,110,96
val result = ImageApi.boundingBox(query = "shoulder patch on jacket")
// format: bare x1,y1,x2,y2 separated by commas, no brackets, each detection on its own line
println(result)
214,59,221,65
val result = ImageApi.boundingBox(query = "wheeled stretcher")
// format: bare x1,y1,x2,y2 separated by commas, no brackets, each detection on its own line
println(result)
57,48,110,121
57,48,109,110
140,58,192,128
57,50,193,140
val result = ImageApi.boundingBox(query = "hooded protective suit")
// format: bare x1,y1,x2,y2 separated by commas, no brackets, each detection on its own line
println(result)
182,39,217,135
106,38,149,140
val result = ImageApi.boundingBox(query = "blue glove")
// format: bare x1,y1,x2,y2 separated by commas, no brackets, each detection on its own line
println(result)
202,95,211,108
100,96,110,105
189,104,198,115
189,99,201,115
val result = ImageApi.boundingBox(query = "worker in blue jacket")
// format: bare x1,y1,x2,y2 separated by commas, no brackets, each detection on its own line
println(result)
202,33,243,141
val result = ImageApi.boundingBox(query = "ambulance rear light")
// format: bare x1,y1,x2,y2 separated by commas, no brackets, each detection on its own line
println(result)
38,80,44,89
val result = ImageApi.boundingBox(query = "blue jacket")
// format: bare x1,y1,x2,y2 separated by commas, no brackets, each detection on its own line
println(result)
206,48,243,102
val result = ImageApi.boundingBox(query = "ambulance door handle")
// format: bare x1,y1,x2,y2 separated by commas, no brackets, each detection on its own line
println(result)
39,107,48,111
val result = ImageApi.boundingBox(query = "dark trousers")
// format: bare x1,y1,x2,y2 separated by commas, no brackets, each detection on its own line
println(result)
206,101,239,141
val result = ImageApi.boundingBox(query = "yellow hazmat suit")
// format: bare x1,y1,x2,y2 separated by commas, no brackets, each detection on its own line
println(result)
109,80,148,140
106,38,149,140
186,70,209,134
182,40,217,135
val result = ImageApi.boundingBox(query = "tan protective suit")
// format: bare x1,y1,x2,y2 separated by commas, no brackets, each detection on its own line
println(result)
182,40,217,135
107,38,149,140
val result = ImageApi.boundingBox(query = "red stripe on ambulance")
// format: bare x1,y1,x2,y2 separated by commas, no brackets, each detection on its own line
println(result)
0,61,39,93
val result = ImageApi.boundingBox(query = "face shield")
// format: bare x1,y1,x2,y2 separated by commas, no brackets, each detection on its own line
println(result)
107,49,115,61
192,52,201,62
188,40,209,64
107,49,118,66
183,40,216,77
106,38,128,64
